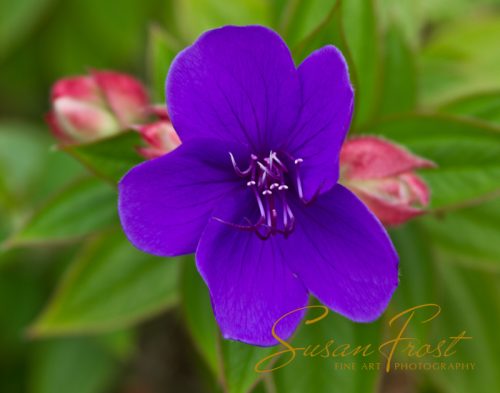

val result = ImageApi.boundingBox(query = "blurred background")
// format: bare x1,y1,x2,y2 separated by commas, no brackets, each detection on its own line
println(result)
1,0,499,392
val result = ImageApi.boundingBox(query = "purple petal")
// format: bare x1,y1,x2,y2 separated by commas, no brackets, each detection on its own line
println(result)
166,25,301,152
284,46,354,201
196,190,309,346
285,184,398,322
118,138,248,257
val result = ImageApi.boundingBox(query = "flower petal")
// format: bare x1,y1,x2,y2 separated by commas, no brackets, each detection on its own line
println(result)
93,71,149,126
340,136,435,180
285,184,398,322
45,111,73,144
196,190,309,346
51,75,102,104
134,120,181,159
118,138,248,256
283,46,354,201
350,183,428,226
166,25,301,152
53,98,120,141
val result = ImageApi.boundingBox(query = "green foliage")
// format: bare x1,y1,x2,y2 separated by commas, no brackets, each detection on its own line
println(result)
420,15,500,105
6,178,117,248
0,0,55,60
378,21,417,115
342,0,382,126
0,122,83,207
1,0,500,392
420,198,500,269
29,337,119,393
276,0,338,47
63,132,144,183
0,121,83,244
439,91,500,124
147,25,183,101
389,224,436,343
30,230,180,336
291,0,348,64
428,260,500,393
390,223,500,393
174,0,270,41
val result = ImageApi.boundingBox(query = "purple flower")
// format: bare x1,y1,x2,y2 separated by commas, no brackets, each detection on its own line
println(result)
119,26,398,346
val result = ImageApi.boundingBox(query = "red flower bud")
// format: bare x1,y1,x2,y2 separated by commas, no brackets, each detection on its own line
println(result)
134,106,181,159
340,136,435,226
46,71,149,144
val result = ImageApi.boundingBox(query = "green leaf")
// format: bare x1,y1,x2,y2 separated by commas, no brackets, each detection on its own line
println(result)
181,259,273,393
272,304,383,393
147,25,183,102
30,229,179,336
0,0,56,60
439,91,500,125
0,265,45,355
0,121,83,207
6,178,117,248
420,16,500,105
275,0,338,48
0,122,49,201
174,0,270,42
29,337,118,393
38,0,157,75
342,0,382,127
378,0,422,47
180,258,219,374
427,260,500,393
291,0,349,64
63,131,144,183
360,114,500,210
377,21,417,116
384,229,499,392
419,197,500,270
389,224,436,342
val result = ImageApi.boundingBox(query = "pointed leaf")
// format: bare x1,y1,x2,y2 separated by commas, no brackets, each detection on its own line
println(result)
420,16,500,105
63,131,144,183
378,21,417,115
342,0,382,126
420,197,500,269
30,229,179,336
439,91,500,125
6,177,117,248
147,25,182,102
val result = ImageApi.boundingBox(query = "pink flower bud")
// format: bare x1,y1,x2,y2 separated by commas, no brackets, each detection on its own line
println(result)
134,107,181,159
340,136,435,226
46,71,149,144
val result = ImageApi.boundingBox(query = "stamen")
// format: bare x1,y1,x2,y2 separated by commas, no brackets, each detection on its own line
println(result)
230,152,254,176
227,151,306,238
294,157,305,202
272,154,288,172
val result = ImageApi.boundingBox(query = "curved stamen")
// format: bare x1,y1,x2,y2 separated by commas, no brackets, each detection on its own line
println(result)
230,152,254,176
225,151,305,239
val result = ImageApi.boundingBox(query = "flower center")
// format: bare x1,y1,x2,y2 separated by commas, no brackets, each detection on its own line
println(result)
226,151,305,239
